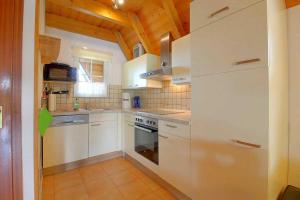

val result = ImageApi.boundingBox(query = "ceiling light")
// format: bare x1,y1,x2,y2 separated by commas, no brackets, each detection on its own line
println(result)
82,46,88,50
118,0,124,5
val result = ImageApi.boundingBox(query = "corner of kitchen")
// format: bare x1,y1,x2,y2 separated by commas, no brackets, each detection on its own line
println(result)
39,18,192,199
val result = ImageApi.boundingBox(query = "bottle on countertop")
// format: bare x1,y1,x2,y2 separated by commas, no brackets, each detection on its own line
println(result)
73,98,80,111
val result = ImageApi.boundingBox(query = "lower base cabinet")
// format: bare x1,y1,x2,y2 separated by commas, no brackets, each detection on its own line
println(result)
159,131,191,196
89,113,119,157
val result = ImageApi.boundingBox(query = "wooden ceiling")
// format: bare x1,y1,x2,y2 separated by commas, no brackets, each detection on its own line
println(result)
45,0,190,60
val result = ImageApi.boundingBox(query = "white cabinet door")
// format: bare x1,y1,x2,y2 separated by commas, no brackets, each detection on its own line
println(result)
89,121,118,157
124,120,135,155
191,68,269,199
190,0,262,31
159,132,191,196
192,1,267,77
43,124,89,168
122,62,134,89
172,34,191,84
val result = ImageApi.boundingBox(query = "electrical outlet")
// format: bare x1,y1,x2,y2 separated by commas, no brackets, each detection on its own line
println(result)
0,106,2,129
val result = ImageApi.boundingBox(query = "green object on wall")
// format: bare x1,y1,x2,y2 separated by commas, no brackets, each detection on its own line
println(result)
38,109,53,137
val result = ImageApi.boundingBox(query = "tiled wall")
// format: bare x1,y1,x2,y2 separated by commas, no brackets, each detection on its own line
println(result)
126,81,191,110
45,81,191,111
45,82,122,110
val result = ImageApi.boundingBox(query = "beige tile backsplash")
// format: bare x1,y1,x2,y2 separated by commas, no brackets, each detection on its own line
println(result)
126,81,191,110
46,81,191,111
46,82,122,110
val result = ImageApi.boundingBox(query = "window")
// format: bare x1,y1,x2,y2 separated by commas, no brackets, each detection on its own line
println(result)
72,47,112,97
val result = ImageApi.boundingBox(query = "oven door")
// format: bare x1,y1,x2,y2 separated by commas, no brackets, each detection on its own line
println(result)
134,124,158,165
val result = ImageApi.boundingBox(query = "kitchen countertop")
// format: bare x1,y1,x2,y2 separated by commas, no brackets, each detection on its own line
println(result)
50,108,191,124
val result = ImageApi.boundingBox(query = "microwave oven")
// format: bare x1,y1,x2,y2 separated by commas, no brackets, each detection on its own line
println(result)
43,62,77,82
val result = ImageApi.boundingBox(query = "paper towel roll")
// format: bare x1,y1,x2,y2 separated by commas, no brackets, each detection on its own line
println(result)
48,94,56,112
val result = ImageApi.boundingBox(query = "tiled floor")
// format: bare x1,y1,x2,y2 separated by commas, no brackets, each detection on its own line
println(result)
42,157,177,200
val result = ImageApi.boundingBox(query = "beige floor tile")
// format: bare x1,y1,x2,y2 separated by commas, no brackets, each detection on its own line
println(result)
43,176,54,196
101,159,131,175
84,176,116,199
88,187,125,200
54,170,83,192
118,179,152,200
140,175,162,191
79,164,108,183
54,184,88,200
139,193,162,200
154,188,177,200
110,169,138,186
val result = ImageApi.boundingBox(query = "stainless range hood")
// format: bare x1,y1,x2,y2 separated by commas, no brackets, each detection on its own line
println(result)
140,32,173,80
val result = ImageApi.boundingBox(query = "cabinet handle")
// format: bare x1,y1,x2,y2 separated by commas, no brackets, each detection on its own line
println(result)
231,139,261,149
166,124,177,129
159,135,168,139
234,58,261,65
209,6,230,18
128,124,134,127
91,123,101,127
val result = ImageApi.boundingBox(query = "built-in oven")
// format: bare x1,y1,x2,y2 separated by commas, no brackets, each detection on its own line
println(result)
134,116,159,165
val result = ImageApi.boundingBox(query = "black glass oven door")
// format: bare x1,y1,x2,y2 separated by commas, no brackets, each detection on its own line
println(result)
134,125,158,165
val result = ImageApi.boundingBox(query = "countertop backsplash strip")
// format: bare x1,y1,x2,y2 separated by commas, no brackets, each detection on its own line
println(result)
45,82,122,110
125,81,192,110
45,81,191,111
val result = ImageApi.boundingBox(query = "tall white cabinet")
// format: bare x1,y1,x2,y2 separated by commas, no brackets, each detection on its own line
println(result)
191,0,288,200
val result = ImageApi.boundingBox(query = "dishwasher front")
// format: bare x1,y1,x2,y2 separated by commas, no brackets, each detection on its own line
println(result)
43,114,89,168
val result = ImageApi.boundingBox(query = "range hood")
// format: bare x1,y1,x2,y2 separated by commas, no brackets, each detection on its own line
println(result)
140,32,173,80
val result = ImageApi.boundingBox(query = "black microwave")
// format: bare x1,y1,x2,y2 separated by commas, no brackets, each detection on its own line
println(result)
43,62,77,82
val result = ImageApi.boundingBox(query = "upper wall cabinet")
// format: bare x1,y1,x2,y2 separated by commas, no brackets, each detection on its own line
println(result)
172,34,191,85
191,1,268,77
191,0,262,32
39,35,61,64
122,54,162,89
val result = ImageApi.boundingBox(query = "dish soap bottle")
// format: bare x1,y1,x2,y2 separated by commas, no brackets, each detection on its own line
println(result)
73,98,80,111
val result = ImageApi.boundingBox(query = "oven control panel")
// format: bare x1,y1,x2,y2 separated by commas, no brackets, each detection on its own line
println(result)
135,115,158,129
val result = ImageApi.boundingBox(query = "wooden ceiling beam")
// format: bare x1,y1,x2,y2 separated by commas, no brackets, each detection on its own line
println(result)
114,31,133,60
46,13,117,43
128,13,154,54
46,0,131,28
286,0,300,8
162,0,186,39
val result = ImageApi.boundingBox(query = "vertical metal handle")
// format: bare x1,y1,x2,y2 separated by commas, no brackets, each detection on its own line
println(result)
209,6,230,18
0,106,2,129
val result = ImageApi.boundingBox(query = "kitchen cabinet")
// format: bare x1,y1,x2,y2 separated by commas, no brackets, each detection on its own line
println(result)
158,120,191,197
191,0,289,199
172,34,191,84
43,123,89,168
190,0,262,32
122,54,162,89
191,69,268,199
191,1,268,77
89,113,119,157
122,114,135,155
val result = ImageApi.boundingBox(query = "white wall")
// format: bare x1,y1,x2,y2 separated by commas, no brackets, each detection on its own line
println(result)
45,27,126,85
22,0,36,199
288,5,300,188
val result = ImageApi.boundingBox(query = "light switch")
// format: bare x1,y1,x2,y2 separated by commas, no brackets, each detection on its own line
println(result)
0,106,2,129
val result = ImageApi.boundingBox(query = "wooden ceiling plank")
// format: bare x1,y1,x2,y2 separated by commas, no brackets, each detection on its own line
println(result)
114,31,133,60
128,13,154,54
286,0,300,8
162,0,186,39
46,0,131,27
46,13,117,42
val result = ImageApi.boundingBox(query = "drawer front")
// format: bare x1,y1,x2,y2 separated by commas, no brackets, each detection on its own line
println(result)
159,120,191,139
191,0,262,31
89,113,117,123
192,1,267,77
